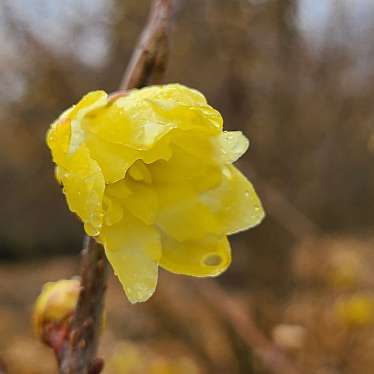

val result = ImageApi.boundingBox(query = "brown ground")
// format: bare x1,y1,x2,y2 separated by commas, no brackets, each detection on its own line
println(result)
1,234,374,374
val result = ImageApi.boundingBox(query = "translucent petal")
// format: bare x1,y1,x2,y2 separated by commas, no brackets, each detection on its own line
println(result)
171,130,215,161
147,100,223,134
105,178,158,225
150,144,222,191
105,180,132,201
85,132,139,183
55,166,64,184
159,234,231,277
60,144,105,236
155,164,264,240
85,131,172,184
128,160,152,183
103,196,123,226
151,145,223,240
122,84,208,106
116,84,222,135
140,133,173,164
68,91,108,154
67,91,107,120
123,179,158,225
46,118,71,168
215,131,249,164
172,131,249,165
201,165,265,235
155,184,220,241
82,102,174,150
100,215,161,303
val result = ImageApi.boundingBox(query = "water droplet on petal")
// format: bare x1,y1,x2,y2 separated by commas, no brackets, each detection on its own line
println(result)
203,254,222,267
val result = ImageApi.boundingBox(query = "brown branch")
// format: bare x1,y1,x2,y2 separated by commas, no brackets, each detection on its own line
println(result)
0,358,7,374
58,238,107,374
120,0,173,90
56,1,174,373
249,168,321,240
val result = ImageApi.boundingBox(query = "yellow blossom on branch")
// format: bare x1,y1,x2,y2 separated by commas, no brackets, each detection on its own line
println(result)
47,84,264,303
33,279,80,338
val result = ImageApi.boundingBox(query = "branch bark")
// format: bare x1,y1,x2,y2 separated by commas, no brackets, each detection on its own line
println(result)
59,238,107,374
57,1,173,373
120,0,173,90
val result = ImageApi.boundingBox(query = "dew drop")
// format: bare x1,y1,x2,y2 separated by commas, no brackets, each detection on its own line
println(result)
203,254,222,267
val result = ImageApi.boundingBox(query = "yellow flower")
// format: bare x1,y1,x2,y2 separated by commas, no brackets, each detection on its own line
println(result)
47,84,264,303
33,279,80,338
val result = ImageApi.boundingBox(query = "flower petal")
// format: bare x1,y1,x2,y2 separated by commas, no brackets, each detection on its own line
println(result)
150,144,222,191
159,235,231,277
214,131,249,164
151,144,224,240
58,144,105,236
148,100,223,134
82,101,174,150
124,84,208,106
201,165,265,235
117,84,222,135
105,178,158,226
155,184,220,241
46,118,71,168
85,132,139,183
123,179,158,225
100,215,161,303
68,91,108,154
155,165,264,240
170,130,249,165
103,195,123,226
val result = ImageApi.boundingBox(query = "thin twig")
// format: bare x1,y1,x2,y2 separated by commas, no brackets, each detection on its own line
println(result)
57,1,174,373
120,0,173,90
249,168,321,240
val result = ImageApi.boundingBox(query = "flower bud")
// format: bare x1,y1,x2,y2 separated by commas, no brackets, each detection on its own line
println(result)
33,278,80,340
335,294,374,327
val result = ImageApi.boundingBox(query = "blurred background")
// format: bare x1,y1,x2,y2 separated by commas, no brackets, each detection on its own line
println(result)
1,0,374,372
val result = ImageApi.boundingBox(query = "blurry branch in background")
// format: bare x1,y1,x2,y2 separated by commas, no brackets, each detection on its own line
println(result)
152,274,302,374
0,358,6,374
56,1,174,373
195,280,301,374
251,169,321,240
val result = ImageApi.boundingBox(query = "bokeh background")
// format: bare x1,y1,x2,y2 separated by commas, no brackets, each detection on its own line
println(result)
2,0,374,373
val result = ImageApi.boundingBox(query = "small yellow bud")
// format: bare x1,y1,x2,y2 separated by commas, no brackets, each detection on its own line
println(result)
33,278,80,339
335,294,374,327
